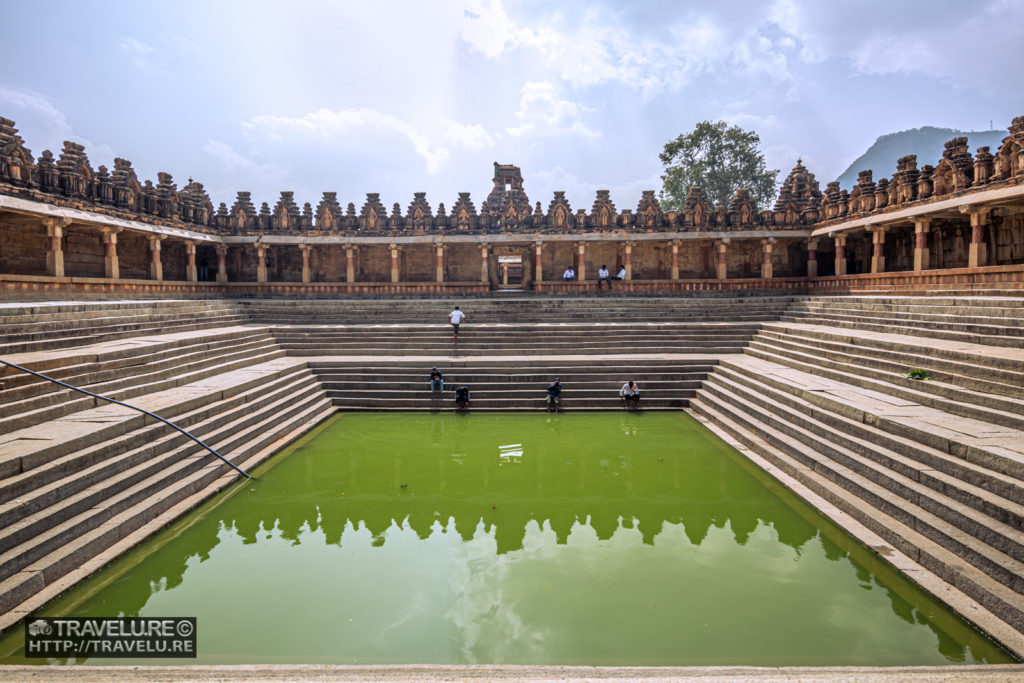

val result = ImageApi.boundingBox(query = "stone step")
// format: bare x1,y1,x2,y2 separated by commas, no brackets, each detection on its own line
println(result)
316,371,709,384
699,369,1024,564
741,344,1024,434
785,305,1024,333
0,372,327,581
790,296,1024,310
0,306,245,334
0,347,287,435
288,346,745,357
0,315,251,354
778,314,1023,348
761,322,1024,375
0,336,280,421
0,393,333,617
688,396,1024,633
0,357,310,480
755,328,1024,400
717,355,1024,483
745,336,1024,420
0,369,319,511
278,338,751,350
0,299,239,323
329,396,689,410
0,328,275,399
709,363,1024,510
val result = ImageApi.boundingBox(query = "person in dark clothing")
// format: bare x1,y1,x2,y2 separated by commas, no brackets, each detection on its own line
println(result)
455,385,470,409
546,378,562,413
430,367,444,393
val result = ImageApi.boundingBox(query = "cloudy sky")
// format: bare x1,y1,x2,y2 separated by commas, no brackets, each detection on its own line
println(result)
1,0,1022,213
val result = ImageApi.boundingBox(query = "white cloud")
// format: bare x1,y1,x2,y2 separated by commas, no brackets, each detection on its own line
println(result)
241,108,495,175
532,165,661,210
458,1,797,98
724,113,779,130
118,36,157,70
203,140,284,179
506,82,600,140
0,86,117,163
0,86,70,139
439,119,496,152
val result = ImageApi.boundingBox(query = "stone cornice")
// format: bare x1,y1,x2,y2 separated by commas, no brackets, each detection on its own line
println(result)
811,180,1024,237
0,193,219,242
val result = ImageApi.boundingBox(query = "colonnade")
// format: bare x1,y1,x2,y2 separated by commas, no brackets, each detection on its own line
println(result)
5,199,1018,288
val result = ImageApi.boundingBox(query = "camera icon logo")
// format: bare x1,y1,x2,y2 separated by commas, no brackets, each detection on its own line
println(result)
28,619,52,636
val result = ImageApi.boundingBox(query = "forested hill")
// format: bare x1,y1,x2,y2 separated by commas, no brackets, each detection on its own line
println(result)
836,126,1005,189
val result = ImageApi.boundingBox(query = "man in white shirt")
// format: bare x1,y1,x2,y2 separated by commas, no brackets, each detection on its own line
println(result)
449,306,466,344
615,265,626,280
620,380,640,411
597,265,611,290
562,266,576,281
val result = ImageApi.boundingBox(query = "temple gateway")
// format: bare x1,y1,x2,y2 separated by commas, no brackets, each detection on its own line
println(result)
1,115,1023,296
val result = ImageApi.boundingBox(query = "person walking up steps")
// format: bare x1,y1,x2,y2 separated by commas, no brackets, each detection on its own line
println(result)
449,305,466,344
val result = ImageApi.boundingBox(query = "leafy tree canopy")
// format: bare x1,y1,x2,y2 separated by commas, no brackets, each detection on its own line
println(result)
659,120,779,212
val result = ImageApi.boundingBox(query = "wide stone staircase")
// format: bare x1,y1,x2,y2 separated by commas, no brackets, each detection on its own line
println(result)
252,295,789,410
0,303,334,629
0,299,246,355
689,293,1024,648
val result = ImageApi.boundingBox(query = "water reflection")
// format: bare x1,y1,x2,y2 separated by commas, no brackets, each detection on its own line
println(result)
5,413,1011,665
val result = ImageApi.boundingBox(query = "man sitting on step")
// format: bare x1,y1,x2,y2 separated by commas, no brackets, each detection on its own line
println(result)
619,380,641,411
546,378,562,413
430,367,444,393
455,385,470,410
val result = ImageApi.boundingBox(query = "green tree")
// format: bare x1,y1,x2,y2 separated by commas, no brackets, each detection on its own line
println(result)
659,121,779,212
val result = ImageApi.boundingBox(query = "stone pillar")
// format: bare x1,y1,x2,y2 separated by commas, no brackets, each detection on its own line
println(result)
966,207,990,268
183,241,197,282
534,241,543,283
255,244,266,283
435,242,445,283
345,245,356,283
761,238,774,279
671,241,680,280
215,244,228,283
576,242,586,281
834,235,847,275
868,228,884,274
480,243,489,283
624,242,633,280
390,244,400,283
806,238,818,278
148,235,164,281
300,244,312,283
913,218,931,271
43,217,66,278
102,228,120,279
716,240,728,279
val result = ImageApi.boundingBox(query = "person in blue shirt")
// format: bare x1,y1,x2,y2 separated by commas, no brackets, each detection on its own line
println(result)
430,367,443,393
546,378,562,413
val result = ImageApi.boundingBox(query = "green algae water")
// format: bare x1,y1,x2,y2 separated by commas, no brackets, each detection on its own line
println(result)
1,412,1013,666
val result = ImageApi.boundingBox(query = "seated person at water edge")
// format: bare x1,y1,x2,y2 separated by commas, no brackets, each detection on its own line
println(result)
546,378,562,412
430,367,443,393
597,265,611,289
562,266,576,280
455,385,470,409
619,380,640,409
615,265,626,280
